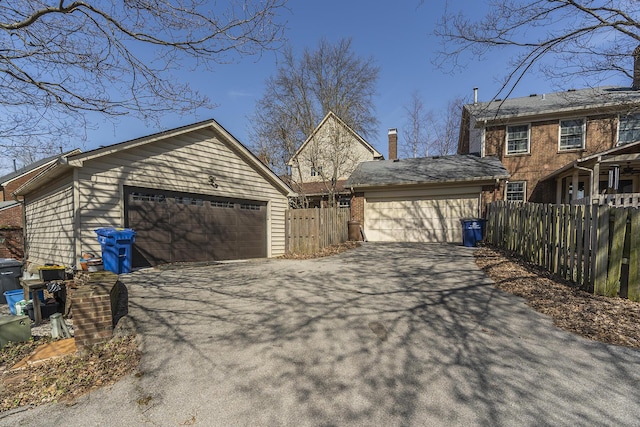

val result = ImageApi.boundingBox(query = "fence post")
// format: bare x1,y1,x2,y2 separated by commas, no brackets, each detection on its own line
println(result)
593,206,610,296
605,208,627,297
629,208,640,302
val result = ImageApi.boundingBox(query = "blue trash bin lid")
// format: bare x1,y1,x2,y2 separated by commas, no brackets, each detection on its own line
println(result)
95,228,136,238
460,218,484,229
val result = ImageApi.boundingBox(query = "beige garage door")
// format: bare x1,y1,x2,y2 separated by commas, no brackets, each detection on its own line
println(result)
365,194,479,243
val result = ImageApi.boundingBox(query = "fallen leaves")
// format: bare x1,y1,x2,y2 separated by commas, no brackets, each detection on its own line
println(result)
0,336,141,412
475,246,640,349
278,241,361,259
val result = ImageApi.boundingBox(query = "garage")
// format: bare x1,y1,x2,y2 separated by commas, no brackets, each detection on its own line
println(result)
125,187,267,266
365,190,479,242
15,119,294,268
346,155,509,243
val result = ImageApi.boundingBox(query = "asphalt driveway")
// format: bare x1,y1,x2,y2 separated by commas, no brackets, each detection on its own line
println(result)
3,243,640,426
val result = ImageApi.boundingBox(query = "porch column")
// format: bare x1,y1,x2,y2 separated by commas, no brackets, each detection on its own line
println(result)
591,162,600,199
571,170,580,201
556,177,563,205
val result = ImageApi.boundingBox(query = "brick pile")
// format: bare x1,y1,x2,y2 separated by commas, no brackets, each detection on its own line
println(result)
71,271,119,349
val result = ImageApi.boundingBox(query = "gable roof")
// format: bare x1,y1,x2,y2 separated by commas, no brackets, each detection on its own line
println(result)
0,149,81,186
345,154,509,189
287,111,383,166
467,86,640,125
15,119,295,197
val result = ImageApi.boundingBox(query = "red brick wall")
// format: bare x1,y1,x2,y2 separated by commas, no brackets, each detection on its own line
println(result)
480,184,502,215
0,204,23,227
483,116,620,202
350,192,364,224
1,165,50,203
0,227,23,259
0,165,52,262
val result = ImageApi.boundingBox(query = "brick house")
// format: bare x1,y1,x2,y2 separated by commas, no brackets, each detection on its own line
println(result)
458,86,640,204
0,150,80,258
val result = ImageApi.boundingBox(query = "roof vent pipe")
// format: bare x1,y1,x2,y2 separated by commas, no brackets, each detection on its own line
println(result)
473,87,478,104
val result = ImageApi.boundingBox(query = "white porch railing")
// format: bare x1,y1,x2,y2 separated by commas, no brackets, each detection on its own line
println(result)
571,193,640,207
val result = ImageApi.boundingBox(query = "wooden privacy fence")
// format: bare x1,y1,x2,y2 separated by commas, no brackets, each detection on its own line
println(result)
485,201,640,302
286,207,350,254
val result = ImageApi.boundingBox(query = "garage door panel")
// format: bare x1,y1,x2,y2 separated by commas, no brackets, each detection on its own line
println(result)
172,230,210,244
125,187,266,266
237,231,265,242
136,230,172,245
365,193,477,243
207,211,237,226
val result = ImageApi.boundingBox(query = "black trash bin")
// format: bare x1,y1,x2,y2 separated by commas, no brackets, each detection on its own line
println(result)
0,258,22,304
460,218,486,247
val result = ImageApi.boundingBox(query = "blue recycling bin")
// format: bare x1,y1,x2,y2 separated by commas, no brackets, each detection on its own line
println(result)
95,228,136,274
461,218,486,247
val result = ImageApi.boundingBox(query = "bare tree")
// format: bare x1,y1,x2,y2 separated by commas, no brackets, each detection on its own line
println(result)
400,92,465,158
250,37,379,181
401,90,434,158
432,96,466,156
0,0,287,174
434,1,640,99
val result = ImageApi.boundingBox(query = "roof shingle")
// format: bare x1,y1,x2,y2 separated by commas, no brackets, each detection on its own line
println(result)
345,155,509,189
468,86,640,123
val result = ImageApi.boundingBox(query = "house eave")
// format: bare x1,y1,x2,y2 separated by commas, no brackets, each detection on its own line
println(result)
13,162,75,196
347,175,509,191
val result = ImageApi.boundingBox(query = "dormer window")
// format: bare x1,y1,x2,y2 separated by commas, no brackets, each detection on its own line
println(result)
506,124,530,154
559,118,585,150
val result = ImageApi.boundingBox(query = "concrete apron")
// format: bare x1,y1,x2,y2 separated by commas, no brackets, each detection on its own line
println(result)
2,242,640,427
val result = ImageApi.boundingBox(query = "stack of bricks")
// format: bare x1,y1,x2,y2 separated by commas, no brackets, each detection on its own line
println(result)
72,271,119,349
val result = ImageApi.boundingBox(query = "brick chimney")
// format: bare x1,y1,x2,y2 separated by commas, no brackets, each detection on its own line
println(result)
634,45,640,89
388,128,398,160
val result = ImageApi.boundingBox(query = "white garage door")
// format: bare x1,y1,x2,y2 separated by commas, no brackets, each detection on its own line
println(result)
365,193,479,243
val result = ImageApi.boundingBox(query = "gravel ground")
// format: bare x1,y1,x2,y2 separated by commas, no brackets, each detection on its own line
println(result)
0,303,74,338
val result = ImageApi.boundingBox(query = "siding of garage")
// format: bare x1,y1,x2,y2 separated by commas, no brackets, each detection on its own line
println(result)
24,173,76,266
75,127,288,259
364,186,481,243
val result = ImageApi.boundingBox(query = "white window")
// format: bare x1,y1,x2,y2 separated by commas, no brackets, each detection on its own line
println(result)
506,125,530,154
618,113,640,145
506,181,526,201
311,166,323,177
559,119,585,150
338,198,351,208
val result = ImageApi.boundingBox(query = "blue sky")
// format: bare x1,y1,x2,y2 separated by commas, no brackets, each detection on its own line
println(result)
28,1,635,164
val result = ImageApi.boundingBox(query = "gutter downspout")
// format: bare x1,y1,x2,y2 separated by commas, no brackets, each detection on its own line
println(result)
7,176,27,262
574,164,594,204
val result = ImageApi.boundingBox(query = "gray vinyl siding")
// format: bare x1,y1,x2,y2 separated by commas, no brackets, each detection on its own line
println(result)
76,127,288,258
24,174,75,267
